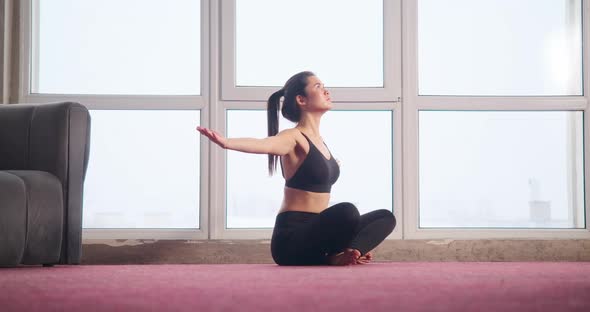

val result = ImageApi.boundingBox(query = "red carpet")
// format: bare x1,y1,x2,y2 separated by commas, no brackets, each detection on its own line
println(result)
1,262,589,311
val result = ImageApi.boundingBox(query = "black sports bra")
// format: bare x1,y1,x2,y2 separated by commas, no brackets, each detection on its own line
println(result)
280,131,340,193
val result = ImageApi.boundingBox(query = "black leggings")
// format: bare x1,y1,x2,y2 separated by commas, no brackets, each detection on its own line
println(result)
270,202,396,265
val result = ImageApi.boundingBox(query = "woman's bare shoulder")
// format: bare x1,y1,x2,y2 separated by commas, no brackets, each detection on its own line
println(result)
277,128,308,154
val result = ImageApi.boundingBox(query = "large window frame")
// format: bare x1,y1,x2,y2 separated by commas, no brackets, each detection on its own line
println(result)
212,0,403,239
402,0,590,239
17,0,590,240
219,0,401,102
19,0,211,239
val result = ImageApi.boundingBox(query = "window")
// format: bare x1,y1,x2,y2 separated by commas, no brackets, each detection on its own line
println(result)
408,0,588,238
418,0,582,96
83,110,201,229
35,0,201,95
226,110,393,228
221,0,400,101
217,0,401,239
419,111,584,228
235,0,383,88
26,0,206,238
22,0,589,240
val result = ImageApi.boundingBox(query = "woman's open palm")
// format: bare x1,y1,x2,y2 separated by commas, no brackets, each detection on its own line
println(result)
196,126,227,149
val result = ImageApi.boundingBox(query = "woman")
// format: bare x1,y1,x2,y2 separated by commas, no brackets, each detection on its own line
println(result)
197,71,396,265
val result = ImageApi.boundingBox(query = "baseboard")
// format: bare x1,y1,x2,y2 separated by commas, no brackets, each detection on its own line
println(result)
81,239,590,264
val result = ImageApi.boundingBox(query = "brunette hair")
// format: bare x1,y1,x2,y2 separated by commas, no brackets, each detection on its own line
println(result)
267,71,315,175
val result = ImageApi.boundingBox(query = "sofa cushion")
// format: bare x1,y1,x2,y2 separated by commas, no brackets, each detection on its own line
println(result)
5,170,64,265
0,171,27,266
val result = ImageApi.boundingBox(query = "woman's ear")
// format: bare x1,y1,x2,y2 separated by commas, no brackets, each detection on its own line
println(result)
296,95,306,107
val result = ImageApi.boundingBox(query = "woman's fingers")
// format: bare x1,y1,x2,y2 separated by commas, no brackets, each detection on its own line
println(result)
198,127,218,140
197,127,216,140
196,126,210,138
196,126,227,148
196,126,213,135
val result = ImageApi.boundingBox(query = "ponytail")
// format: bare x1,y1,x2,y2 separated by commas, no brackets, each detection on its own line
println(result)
267,88,284,176
265,71,314,176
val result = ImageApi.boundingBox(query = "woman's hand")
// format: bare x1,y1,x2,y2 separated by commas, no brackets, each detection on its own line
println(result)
196,126,228,149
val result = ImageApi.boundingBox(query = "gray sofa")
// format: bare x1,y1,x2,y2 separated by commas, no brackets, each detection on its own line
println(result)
0,102,91,266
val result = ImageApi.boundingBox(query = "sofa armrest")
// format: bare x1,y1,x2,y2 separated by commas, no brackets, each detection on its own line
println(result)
30,102,91,264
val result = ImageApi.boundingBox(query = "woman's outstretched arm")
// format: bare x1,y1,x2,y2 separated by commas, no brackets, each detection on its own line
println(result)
196,126,296,156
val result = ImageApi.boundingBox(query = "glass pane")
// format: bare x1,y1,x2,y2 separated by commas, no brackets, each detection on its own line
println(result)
227,110,393,228
235,0,383,87
83,110,200,228
418,0,582,96
419,111,585,228
36,0,201,95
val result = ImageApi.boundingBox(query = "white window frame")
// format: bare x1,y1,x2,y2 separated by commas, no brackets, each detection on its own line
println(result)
18,0,590,241
402,0,590,239
19,0,211,240
219,0,401,102
212,0,403,239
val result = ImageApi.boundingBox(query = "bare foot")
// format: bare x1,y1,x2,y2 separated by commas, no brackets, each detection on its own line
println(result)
356,251,373,264
327,248,361,266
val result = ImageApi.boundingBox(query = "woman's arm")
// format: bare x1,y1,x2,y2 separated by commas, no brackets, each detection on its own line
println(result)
196,126,296,156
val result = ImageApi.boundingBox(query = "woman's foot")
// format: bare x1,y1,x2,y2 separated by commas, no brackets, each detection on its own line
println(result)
356,251,373,264
327,248,361,266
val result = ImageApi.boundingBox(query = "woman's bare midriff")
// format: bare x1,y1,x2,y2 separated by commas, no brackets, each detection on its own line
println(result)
277,186,331,214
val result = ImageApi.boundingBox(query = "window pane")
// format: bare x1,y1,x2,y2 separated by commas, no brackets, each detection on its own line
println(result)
419,111,585,228
36,0,201,95
83,110,200,228
235,0,383,87
418,0,582,96
227,110,393,228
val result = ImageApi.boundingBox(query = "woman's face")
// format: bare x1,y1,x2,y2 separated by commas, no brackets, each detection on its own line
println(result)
298,75,332,111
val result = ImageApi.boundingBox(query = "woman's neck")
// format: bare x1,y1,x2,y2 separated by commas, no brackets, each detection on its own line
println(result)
296,114,323,138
